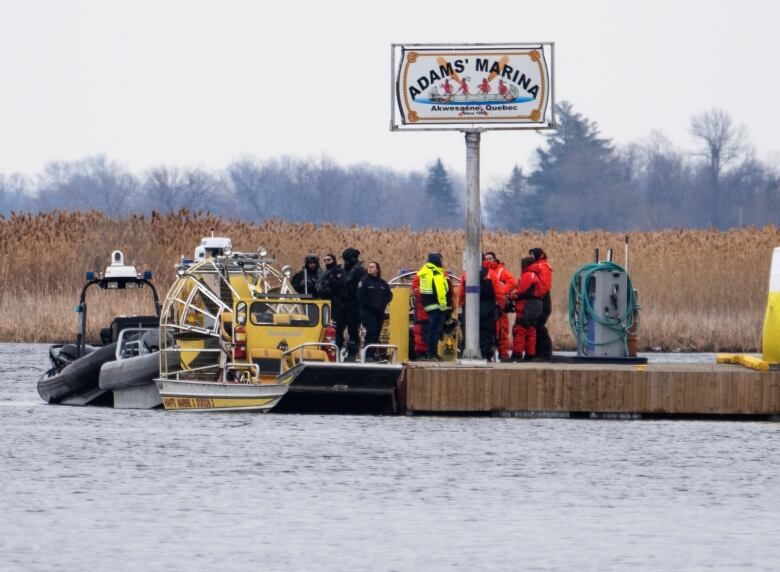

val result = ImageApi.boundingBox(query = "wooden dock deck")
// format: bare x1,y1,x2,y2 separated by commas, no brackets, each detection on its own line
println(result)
399,361,780,419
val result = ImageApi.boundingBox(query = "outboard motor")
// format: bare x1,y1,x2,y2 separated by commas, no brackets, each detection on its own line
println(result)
49,344,95,370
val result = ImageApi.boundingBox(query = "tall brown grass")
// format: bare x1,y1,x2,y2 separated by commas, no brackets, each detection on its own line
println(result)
1,211,777,351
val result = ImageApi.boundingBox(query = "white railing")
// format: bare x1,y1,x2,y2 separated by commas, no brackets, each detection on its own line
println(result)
281,342,341,373
360,344,399,364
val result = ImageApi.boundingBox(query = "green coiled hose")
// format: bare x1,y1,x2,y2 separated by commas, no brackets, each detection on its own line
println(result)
567,261,638,355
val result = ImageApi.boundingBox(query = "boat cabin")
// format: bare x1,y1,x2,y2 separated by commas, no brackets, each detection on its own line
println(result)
229,295,336,380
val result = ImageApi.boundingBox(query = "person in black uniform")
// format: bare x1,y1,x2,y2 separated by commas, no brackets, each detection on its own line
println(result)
315,253,345,338
477,263,500,360
459,260,503,361
357,261,393,361
291,254,322,295
339,247,366,361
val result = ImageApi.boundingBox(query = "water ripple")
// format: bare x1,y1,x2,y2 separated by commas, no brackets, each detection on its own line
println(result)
0,344,777,571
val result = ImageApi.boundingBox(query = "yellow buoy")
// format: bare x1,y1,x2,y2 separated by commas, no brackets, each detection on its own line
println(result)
717,353,769,372
763,247,780,364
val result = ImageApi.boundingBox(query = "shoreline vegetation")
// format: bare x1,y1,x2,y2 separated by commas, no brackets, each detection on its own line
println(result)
1,211,777,351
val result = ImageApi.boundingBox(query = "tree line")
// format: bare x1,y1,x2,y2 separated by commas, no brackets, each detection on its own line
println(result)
485,103,779,231
1,102,777,230
0,156,450,229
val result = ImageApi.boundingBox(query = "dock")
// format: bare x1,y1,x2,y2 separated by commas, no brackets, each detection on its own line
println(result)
398,361,780,419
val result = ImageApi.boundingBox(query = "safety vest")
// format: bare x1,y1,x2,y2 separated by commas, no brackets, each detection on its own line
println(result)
417,263,449,311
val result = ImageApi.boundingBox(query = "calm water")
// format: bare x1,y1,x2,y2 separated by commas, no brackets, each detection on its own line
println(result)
1,343,778,571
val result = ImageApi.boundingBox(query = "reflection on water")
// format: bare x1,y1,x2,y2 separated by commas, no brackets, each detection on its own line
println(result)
1,344,778,571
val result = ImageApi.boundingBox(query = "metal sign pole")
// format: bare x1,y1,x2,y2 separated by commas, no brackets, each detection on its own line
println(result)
391,43,556,362
462,129,482,360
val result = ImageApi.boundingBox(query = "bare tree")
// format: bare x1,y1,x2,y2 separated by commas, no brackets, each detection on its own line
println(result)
690,109,749,226
142,166,228,213
227,158,274,220
632,131,694,228
690,109,747,178
36,156,138,216
0,174,35,214
722,155,777,227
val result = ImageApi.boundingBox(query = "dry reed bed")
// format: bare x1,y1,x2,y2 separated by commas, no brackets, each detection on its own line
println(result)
1,211,777,350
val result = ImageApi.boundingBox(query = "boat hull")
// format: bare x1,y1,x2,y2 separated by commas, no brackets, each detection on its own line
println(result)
37,343,118,404
272,361,402,414
155,378,288,412
99,351,159,391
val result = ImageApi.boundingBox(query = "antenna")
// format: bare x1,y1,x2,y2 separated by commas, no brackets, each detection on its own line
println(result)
624,235,629,271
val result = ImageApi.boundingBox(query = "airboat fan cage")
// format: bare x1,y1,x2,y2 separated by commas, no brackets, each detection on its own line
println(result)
159,255,298,381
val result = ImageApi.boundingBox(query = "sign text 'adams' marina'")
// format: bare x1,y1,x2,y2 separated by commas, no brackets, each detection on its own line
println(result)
392,44,553,128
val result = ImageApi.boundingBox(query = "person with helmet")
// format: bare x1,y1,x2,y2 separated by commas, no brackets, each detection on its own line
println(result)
509,256,543,361
340,247,366,361
416,253,450,360
292,254,322,296
483,252,516,362
526,247,553,359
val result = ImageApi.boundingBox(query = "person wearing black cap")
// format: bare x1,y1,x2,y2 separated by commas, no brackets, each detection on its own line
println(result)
416,253,450,360
339,247,366,361
526,247,553,359
292,254,322,296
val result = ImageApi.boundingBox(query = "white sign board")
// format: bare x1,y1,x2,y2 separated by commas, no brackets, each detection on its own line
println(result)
391,43,554,130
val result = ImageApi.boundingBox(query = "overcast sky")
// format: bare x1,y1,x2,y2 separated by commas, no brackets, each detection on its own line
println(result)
1,0,778,186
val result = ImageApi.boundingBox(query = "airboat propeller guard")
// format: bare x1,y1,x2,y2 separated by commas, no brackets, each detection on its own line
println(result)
160,253,301,381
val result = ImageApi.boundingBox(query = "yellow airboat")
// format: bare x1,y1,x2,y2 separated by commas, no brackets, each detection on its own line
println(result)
155,238,445,413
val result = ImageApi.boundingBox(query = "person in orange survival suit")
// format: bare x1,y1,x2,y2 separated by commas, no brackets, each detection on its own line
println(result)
526,247,553,359
412,271,455,358
411,273,430,357
509,256,543,361
459,260,505,360
483,252,515,362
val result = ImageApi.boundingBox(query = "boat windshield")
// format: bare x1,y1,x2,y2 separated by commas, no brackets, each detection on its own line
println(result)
116,328,156,359
250,301,320,327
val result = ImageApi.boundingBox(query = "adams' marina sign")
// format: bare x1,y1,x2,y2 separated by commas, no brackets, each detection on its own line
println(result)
391,43,554,130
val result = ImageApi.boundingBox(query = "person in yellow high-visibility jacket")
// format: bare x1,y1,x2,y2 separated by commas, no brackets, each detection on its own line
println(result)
417,253,451,360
